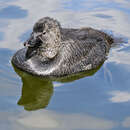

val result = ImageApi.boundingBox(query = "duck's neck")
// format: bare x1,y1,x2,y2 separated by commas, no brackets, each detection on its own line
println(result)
36,47,50,62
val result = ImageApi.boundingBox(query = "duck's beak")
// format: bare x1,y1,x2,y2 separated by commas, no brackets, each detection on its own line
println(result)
24,40,35,48
24,41,36,47
24,32,42,48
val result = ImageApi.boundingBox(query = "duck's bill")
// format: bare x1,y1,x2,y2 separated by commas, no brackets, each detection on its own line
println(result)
24,41,35,47
23,32,43,48
24,40,42,48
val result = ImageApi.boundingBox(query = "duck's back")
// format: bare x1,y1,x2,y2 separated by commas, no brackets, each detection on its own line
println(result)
62,27,113,44
57,28,113,75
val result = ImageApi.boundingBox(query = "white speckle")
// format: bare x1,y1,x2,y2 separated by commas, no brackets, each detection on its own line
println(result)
109,91,130,103
53,82,63,87
85,64,92,70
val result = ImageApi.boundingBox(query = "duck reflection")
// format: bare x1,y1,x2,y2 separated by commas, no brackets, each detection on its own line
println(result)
13,66,53,111
18,77,53,111
12,63,103,111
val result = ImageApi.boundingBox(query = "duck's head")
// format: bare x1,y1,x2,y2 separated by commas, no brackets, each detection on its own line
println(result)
24,17,61,59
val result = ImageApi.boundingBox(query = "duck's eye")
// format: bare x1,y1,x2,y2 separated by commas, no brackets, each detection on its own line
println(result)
42,31,46,35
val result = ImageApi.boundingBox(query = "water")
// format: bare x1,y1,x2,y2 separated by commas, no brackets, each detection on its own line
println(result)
0,0,130,129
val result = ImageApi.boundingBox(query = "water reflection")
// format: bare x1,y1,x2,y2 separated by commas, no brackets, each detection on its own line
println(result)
16,109,117,130
12,63,102,111
0,5,27,19
13,66,53,111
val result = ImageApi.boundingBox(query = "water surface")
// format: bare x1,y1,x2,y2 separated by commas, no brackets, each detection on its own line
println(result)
0,0,130,130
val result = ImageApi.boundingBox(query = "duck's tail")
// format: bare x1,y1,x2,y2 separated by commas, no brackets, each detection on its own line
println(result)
102,30,127,46
103,32,114,45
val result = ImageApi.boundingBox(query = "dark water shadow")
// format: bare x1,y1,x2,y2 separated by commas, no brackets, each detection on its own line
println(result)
93,14,113,19
12,63,103,111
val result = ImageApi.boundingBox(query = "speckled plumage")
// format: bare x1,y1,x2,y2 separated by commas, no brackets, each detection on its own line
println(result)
12,17,113,77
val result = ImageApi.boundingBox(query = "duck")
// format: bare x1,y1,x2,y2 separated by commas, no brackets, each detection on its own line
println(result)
12,17,113,77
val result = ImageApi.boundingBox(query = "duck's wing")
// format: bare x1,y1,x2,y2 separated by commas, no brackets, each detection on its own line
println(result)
60,28,110,74
71,41,107,72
